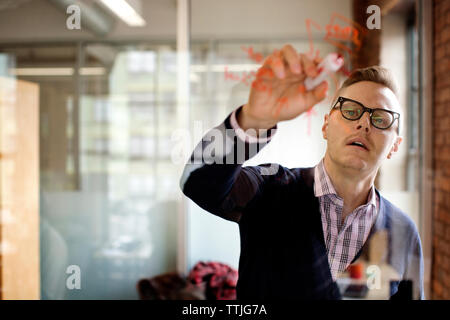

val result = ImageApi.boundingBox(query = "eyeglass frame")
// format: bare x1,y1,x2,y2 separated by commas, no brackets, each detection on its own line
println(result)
331,96,400,133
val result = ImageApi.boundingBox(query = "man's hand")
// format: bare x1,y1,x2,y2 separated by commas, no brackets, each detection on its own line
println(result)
238,44,329,131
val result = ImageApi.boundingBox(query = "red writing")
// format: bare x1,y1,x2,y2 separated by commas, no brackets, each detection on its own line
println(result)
222,13,367,134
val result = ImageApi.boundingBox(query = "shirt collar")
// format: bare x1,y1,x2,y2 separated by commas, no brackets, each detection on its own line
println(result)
314,158,337,198
313,158,378,208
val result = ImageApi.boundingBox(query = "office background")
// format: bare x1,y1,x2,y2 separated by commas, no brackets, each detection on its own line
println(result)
0,0,447,299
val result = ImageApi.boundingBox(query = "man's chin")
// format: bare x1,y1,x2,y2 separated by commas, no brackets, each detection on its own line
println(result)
340,156,370,171
325,152,374,173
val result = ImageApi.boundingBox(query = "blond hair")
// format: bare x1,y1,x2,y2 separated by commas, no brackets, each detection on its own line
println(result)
339,65,398,97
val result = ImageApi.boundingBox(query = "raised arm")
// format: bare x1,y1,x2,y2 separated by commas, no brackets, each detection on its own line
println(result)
180,44,329,223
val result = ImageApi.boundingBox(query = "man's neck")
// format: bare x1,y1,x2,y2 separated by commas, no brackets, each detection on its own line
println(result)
323,154,377,219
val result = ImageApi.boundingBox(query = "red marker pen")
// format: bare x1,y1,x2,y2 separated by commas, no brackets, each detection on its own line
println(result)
304,53,344,91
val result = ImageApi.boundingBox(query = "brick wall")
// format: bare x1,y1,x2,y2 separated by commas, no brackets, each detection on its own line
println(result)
432,0,450,300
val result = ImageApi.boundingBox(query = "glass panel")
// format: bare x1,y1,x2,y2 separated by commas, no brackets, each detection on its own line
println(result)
187,0,352,273
187,0,427,300
0,0,434,300
77,43,179,299
372,110,394,129
0,0,178,300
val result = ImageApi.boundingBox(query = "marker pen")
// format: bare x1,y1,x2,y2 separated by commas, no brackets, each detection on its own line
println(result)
304,53,344,91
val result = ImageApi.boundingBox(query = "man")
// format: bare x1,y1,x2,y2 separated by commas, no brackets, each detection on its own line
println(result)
180,44,424,300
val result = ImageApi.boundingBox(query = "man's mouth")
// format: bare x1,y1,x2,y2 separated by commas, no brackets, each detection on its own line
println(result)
347,139,369,151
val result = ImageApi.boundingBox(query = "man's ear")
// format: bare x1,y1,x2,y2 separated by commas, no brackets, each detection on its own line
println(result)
322,114,329,140
387,136,403,159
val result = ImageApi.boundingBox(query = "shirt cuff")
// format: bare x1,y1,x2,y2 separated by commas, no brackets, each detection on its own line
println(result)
229,106,277,144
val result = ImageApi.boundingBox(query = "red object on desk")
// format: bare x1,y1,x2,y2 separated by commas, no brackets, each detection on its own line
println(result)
348,263,364,279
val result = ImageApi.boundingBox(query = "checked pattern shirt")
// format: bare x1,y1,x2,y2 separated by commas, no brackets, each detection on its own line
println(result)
314,159,379,281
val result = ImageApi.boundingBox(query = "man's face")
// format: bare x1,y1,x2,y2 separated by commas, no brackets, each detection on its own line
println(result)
322,81,403,174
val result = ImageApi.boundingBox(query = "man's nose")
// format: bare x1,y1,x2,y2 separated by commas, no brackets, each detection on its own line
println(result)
356,112,371,132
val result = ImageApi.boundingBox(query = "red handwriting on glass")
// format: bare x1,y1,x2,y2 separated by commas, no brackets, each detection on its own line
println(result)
224,66,241,81
306,13,367,60
222,11,367,135
304,13,367,97
323,12,366,55
252,67,273,94
305,18,323,59
224,46,322,136
305,107,317,136
226,13,365,86
240,71,257,86
241,46,264,64
224,66,258,88
224,47,274,93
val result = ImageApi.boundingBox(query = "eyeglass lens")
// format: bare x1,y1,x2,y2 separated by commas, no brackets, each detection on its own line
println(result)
340,100,394,129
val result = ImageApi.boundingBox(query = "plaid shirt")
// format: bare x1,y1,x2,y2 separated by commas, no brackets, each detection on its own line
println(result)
314,159,379,281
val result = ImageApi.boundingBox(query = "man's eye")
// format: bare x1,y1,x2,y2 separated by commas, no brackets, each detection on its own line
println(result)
343,108,359,117
373,117,383,124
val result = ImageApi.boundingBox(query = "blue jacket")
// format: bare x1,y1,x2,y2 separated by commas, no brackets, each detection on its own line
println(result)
180,110,424,300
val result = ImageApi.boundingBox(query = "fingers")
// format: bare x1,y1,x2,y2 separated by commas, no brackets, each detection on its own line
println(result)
313,55,323,65
300,53,319,78
255,45,323,101
281,44,301,75
313,81,329,100
255,65,275,80
303,81,329,108
263,45,302,80
261,45,323,82
269,50,285,79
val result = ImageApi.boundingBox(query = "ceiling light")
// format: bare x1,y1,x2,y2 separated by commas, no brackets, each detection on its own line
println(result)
190,64,260,72
79,67,106,76
98,0,146,27
11,68,74,76
10,67,106,76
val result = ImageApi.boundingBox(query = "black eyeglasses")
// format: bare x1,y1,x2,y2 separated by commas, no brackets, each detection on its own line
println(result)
331,96,400,132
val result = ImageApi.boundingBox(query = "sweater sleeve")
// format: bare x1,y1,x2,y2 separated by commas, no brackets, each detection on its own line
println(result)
403,230,425,300
389,214,425,300
179,105,280,223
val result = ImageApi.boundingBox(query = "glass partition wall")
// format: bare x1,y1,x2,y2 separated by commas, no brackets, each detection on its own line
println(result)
1,38,345,299
1,43,179,299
